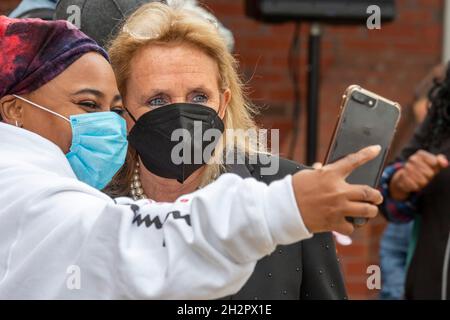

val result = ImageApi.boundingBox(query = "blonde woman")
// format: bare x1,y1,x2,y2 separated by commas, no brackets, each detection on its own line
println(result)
107,2,357,299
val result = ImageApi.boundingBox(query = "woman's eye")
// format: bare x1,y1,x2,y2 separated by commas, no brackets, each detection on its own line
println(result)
78,101,99,109
111,107,125,115
192,94,208,104
148,97,167,107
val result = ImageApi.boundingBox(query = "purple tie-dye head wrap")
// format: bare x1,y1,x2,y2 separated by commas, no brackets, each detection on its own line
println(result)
0,16,109,98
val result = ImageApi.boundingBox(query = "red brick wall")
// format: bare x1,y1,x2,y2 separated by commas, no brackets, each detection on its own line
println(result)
205,0,444,299
0,0,444,299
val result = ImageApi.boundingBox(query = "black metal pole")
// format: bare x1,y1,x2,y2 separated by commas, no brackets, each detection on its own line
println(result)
306,23,322,165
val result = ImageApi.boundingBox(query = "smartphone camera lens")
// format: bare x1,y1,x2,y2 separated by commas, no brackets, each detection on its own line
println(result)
351,91,368,104
351,92,376,108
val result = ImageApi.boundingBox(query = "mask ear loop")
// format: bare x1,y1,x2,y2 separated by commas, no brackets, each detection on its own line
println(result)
12,95,70,123
124,107,137,123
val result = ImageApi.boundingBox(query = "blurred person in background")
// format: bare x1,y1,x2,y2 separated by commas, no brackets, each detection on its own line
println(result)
379,63,450,300
379,64,445,300
55,0,234,50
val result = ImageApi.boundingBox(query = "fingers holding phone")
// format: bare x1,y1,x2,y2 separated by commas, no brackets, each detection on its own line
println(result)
292,145,383,235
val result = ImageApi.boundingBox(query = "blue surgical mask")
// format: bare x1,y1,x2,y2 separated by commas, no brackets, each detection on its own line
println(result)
13,95,128,190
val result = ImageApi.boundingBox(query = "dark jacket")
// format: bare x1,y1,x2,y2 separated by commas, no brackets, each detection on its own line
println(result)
221,156,347,300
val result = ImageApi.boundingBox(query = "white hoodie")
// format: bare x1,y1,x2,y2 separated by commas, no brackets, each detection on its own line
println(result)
0,123,311,299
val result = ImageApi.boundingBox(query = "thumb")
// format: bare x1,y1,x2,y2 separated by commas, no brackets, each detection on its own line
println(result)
437,154,449,168
328,145,382,177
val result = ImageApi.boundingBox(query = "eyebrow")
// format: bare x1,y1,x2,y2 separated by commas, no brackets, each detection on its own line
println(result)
190,86,213,95
72,88,105,98
72,89,122,105
143,89,170,97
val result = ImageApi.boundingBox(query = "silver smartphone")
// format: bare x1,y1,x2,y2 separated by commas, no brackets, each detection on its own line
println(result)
325,85,401,225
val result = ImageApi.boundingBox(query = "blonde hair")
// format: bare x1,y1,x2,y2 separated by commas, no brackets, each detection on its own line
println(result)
107,2,264,195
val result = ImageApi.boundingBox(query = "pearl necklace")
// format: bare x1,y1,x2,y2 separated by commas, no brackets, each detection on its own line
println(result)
130,162,212,200
130,162,148,201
